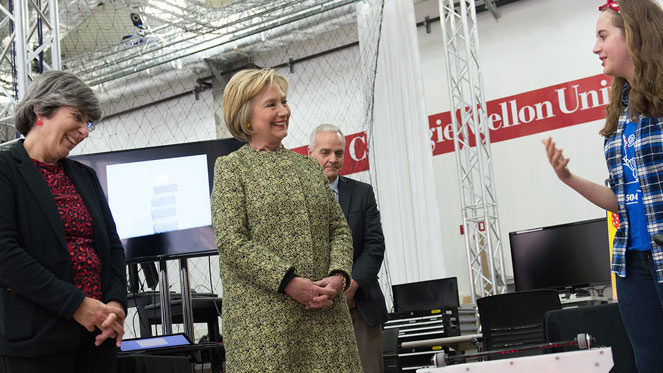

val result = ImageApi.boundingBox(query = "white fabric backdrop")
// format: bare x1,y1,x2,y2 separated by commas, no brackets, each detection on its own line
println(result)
362,0,448,291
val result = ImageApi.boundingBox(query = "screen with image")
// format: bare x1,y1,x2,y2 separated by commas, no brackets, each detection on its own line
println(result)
120,333,192,352
106,154,212,239
71,138,244,263
509,217,612,292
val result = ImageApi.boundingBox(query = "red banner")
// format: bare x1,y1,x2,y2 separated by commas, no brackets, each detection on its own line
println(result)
290,74,613,175
428,74,613,155
291,131,369,176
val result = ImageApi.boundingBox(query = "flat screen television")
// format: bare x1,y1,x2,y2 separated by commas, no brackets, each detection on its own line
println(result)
71,138,244,263
392,277,459,313
509,217,612,292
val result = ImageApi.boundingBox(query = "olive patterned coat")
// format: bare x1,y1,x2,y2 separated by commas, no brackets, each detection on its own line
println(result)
211,144,363,372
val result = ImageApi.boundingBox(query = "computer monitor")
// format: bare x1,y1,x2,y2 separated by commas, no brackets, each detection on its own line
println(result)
71,138,244,263
392,277,459,313
509,217,612,293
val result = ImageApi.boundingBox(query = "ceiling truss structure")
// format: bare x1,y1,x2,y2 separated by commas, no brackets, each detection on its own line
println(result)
0,0,360,104
0,0,506,126
61,0,360,87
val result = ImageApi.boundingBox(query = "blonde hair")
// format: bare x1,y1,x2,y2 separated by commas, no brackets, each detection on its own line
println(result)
222,69,288,142
601,0,663,136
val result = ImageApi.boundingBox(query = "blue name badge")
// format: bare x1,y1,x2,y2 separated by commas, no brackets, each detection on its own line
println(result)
120,333,192,352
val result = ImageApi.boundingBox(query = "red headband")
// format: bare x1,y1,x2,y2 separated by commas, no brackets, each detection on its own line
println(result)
599,0,620,12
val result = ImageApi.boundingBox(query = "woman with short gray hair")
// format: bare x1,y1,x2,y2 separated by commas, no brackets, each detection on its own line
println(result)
0,71,126,372
14,70,102,136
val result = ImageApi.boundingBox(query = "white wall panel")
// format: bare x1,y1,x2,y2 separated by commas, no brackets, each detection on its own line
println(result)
416,0,610,299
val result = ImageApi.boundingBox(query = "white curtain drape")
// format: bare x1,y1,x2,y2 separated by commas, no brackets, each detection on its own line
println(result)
360,0,448,292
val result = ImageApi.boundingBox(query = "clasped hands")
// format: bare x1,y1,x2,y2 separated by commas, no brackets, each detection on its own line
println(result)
73,297,126,347
285,275,345,310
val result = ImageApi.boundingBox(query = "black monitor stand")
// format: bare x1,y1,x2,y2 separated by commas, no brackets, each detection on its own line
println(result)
129,256,220,342
155,258,194,340
156,258,195,340
158,259,172,335
128,262,159,294
178,258,194,339
559,285,591,300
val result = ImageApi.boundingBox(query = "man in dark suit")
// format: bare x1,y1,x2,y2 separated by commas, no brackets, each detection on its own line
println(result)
309,124,389,373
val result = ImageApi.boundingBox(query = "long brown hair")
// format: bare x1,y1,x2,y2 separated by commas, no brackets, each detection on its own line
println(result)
601,0,663,137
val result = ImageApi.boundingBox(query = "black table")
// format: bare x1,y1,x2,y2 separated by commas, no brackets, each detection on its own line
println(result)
127,292,222,342
118,342,224,373
544,302,636,373
144,296,222,342
117,355,191,373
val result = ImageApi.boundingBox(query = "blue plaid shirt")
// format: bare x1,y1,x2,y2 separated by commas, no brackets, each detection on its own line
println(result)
604,83,663,282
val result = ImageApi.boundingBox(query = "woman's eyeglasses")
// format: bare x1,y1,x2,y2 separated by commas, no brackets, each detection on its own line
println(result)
66,106,96,132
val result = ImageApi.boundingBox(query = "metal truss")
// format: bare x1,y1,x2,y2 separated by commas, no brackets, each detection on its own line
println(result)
482,0,501,19
0,0,359,135
438,0,506,303
0,0,61,124
60,0,359,86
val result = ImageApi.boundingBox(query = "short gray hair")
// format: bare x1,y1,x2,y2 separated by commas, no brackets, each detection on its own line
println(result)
309,123,345,152
14,70,102,135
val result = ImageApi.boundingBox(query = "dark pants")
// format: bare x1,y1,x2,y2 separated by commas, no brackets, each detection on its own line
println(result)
0,328,117,373
616,250,663,373
350,307,384,373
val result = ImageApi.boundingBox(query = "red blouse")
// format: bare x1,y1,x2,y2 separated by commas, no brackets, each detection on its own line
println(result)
33,159,103,300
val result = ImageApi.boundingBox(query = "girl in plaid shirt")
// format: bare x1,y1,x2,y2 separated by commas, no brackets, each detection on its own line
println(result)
543,1,663,372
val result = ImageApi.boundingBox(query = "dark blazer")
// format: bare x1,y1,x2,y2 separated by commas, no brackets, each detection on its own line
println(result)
0,141,126,357
338,176,388,326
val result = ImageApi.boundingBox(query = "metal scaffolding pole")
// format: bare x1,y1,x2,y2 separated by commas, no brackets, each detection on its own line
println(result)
1,0,61,102
438,0,506,303
13,0,29,100
0,0,60,145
